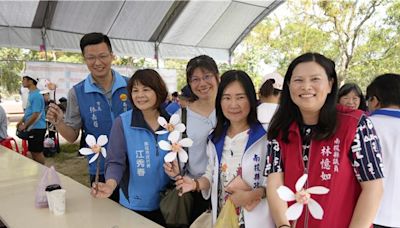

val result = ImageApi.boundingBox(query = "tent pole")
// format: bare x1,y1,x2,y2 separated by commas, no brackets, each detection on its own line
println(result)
228,51,232,68
155,42,159,69
41,27,48,61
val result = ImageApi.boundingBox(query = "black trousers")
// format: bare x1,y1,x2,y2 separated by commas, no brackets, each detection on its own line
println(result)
190,191,211,224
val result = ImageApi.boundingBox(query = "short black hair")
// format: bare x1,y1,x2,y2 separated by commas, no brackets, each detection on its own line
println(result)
171,91,179,98
80,32,112,54
338,83,367,111
186,55,219,101
366,73,400,107
127,69,168,111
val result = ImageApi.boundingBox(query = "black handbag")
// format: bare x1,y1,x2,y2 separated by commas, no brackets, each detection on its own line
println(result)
160,108,193,227
160,183,194,227
16,113,42,140
16,129,30,140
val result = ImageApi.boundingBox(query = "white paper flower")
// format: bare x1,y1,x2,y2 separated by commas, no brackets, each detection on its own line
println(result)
155,114,186,134
277,174,329,220
79,134,108,164
158,131,193,163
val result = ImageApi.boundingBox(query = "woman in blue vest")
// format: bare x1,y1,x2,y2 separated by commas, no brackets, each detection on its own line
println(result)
92,69,171,226
175,70,274,227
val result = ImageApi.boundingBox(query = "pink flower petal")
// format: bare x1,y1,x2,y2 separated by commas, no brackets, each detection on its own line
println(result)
85,135,96,147
277,186,296,201
295,174,308,192
89,153,99,164
308,198,324,220
97,135,108,146
307,186,329,195
286,203,304,221
178,149,188,163
79,148,94,155
170,114,180,125
179,138,193,148
164,152,177,163
158,140,172,151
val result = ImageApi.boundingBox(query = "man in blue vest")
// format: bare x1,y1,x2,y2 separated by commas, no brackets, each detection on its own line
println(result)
46,33,131,202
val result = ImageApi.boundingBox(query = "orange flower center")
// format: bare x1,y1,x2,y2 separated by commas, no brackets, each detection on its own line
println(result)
295,190,310,204
165,123,175,132
91,144,101,154
171,143,181,152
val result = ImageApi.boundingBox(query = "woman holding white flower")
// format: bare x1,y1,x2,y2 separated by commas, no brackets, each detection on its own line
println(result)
264,53,384,228
92,69,171,226
164,55,220,222
175,70,274,228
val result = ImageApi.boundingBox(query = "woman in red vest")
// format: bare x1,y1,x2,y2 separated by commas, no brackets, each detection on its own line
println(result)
264,53,384,228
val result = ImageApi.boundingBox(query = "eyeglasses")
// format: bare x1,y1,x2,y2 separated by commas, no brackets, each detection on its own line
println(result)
84,53,111,64
189,74,214,85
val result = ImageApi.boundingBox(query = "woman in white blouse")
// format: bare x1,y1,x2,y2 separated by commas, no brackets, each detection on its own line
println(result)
174,70,274,228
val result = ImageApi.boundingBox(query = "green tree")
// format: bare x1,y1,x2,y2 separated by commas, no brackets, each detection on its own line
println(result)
0,48,25,94
318,0,385,84
233,0,395,89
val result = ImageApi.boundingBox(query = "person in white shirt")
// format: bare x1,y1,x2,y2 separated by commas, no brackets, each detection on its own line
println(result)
174,70,274,228
257,72,283,131
367,73,400,228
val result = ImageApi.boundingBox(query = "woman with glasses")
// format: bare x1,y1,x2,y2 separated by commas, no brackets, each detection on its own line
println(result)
338,83,367,111
264,53,383,228
164,55,219,223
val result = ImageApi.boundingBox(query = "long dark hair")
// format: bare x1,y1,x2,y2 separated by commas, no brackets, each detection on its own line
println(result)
338,83,367,111
259,79,281,98
213,70,258,141
267,53,338,142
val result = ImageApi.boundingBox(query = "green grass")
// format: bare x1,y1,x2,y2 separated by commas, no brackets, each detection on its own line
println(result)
46,143,90,187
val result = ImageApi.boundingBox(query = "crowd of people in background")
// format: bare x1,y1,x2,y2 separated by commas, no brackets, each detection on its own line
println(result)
0,32,399,228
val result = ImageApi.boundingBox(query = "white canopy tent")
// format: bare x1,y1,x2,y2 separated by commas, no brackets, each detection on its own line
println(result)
0,0,283,62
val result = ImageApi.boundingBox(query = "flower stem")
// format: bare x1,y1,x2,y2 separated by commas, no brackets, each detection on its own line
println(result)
95,157,100,193
176,153,183,194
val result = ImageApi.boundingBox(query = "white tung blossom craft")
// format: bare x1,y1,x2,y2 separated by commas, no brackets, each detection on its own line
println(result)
156,114,186,135
277,174,329,220
156,114,193,164
159,131,193,163
79,134,108,163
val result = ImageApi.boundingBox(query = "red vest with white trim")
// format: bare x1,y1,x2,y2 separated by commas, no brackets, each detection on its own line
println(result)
278,105,363,228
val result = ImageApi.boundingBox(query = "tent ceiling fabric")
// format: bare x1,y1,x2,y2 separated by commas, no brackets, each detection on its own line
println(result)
0,0,283,61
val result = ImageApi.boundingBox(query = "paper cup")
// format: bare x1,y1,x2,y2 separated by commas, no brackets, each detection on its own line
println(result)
46,191,53,212
50,189,66,215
